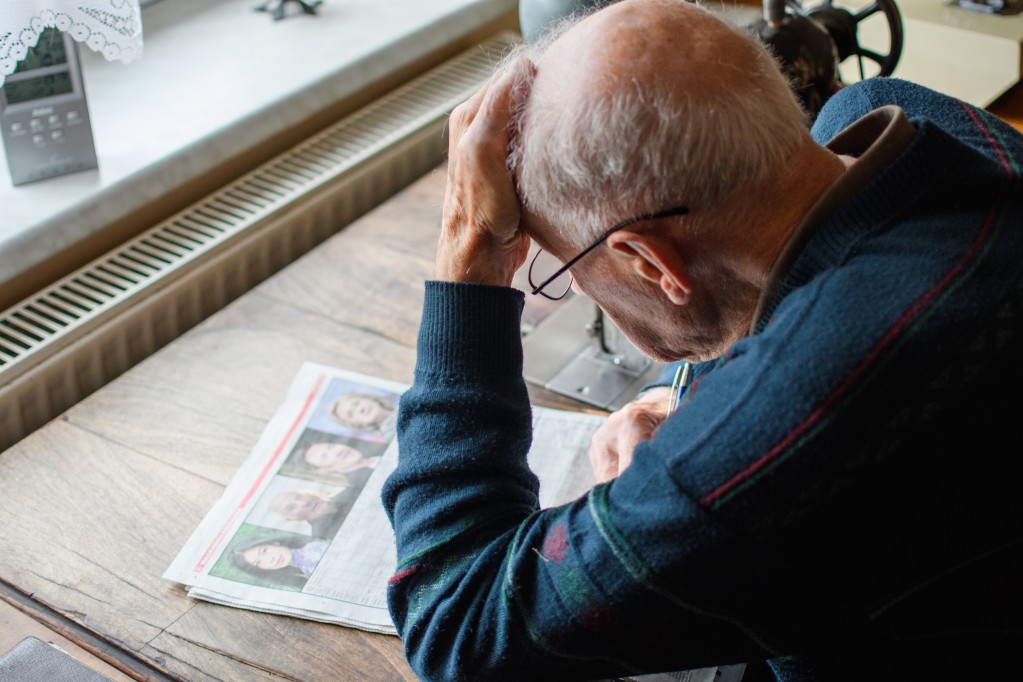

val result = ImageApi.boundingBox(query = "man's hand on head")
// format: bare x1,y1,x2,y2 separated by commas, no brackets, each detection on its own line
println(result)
588,386,672,483
434,58,536,287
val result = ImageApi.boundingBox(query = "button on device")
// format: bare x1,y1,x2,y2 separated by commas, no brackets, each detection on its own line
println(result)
66,110,79,122
32,133,46,145
30,118,44,132
50,129,64,141
10,121,25,133
48,114,61,125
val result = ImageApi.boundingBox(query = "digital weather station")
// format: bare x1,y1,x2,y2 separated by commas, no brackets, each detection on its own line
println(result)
1,27,99,187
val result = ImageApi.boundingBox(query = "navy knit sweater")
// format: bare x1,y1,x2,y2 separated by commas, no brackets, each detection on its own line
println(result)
382,79,1023,681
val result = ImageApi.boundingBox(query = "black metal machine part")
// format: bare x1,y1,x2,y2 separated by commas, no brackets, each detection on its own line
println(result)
747,0,904,119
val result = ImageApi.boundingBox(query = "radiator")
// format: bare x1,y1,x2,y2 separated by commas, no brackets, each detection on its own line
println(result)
0,32,517,452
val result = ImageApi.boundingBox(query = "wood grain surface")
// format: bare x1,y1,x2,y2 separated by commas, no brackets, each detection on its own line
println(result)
989,81,1023,133
0,602,135,682
0,168,451,681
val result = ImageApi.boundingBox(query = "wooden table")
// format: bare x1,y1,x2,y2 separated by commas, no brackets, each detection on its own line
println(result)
3,85,1023,682
989,81,1023,133
0,159,591,682
0,167,458,681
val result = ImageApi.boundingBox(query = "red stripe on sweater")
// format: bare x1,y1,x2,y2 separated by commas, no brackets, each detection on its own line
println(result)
959,101,1013,174
700,190,1001,509
388,564,420,585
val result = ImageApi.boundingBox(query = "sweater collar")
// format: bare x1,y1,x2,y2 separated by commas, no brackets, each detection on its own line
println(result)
750,105,918,335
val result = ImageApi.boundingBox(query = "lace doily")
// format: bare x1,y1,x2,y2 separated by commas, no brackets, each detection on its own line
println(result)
0,0,143,87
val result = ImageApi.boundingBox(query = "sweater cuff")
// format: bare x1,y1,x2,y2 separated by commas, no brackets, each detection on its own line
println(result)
416,281,526,382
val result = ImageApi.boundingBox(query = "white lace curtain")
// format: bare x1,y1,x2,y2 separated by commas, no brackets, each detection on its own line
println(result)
0,0,143,87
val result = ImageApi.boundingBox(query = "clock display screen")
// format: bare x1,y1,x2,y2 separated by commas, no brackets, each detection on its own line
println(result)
14,28,69,74
4,71,74,105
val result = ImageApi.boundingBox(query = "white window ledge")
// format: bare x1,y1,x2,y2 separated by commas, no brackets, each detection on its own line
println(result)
0,0,516,296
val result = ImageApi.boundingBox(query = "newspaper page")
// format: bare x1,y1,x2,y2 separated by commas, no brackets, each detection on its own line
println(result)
164,362,604,634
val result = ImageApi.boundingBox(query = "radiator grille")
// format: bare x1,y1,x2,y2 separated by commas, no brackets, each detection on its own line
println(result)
0,31,518,451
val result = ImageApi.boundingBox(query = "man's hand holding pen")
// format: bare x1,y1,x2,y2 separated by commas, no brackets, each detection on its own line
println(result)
588,362,690,483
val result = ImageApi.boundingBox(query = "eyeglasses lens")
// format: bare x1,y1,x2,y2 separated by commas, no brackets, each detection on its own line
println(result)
528,248,574,300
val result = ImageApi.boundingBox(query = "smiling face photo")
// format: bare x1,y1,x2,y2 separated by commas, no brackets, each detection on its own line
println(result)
329,392,394,431
303,441,375,474
210,524,330,591
278,428,387,488
306,378,399,441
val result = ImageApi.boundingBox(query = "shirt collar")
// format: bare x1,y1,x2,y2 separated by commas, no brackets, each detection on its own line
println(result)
749,105,917,335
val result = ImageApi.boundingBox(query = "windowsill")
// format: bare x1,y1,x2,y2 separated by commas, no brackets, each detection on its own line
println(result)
0,0,516,303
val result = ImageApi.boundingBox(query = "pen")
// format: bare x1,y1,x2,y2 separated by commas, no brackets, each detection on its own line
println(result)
666,361,691,414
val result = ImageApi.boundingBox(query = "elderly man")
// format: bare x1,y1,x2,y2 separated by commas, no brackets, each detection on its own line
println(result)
382,0,1023,680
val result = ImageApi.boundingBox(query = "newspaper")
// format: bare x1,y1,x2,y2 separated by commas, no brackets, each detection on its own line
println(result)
164,362,605,634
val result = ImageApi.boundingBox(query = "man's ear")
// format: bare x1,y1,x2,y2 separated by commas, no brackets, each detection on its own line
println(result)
607,230,692,305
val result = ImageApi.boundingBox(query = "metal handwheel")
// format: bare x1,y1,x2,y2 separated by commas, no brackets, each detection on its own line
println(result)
789,0,904,80
750,0,904,117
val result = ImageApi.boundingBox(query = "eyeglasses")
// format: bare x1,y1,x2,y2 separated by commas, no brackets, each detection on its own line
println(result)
527,204,690,300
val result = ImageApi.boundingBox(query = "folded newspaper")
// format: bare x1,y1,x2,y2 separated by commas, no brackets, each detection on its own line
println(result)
164,362,605,634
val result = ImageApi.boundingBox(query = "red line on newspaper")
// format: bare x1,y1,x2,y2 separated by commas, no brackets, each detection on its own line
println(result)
193,373,327,572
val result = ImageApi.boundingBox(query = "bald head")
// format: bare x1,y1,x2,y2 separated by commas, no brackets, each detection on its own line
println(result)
534,0,749,101
508,0,808,247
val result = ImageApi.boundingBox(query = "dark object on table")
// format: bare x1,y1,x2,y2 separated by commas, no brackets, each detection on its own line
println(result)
954,0,1023,15
254,0,323,21
0,637,115,682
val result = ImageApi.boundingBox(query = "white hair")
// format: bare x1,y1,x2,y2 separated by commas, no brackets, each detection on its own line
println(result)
506,0,808,247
